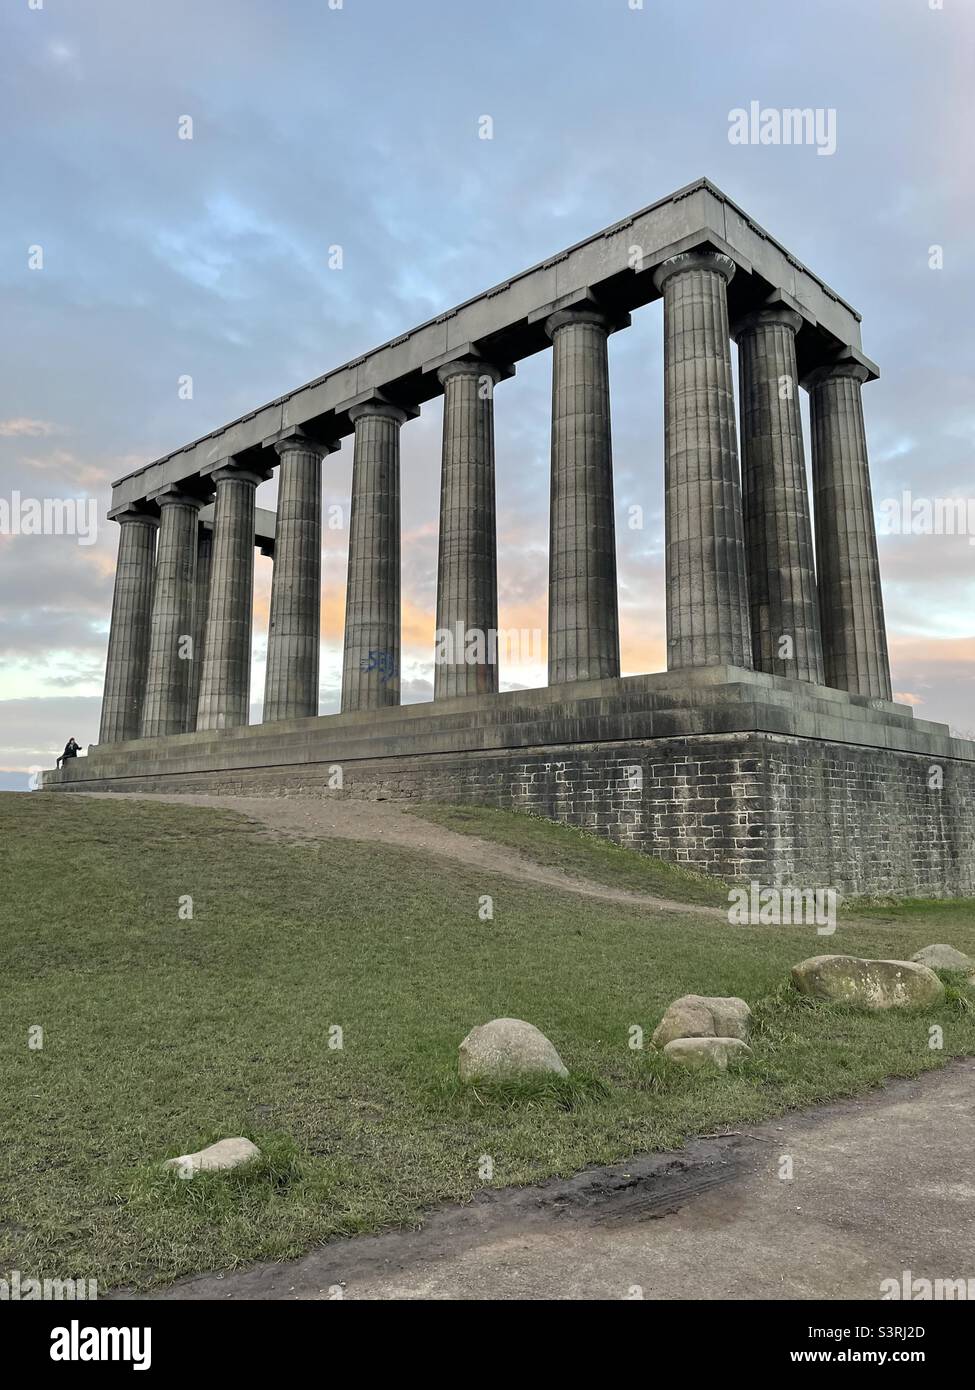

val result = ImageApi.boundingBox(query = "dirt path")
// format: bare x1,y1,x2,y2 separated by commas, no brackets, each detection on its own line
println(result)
129,1059,975,1301
81,791,724,917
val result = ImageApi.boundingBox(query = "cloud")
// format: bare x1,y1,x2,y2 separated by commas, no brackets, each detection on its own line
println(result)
0,418,64,438
17,448,112,487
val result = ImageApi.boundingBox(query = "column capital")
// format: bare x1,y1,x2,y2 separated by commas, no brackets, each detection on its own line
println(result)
731,303,804,342
803,357,872,390
205,460,271,487
272,433,336,461
435,357,507,388
543,306,614,339
348,397,409,426
653,249,736,292
801,345,879,390
423,343,515,382
266,427,339,460
149,486,208,512
529,289,629,335
336,387,419,425
107,502,159,527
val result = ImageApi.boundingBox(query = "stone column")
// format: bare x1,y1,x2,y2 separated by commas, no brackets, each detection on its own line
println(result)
734,305,825,682
341,400,405,711
195,465,263,730
141,490,204,738
545,308,620,684
187,521,213,729
653,251,752,670
98,508,158,743
434,360,502,698
808,361,892,700
263,435,330,722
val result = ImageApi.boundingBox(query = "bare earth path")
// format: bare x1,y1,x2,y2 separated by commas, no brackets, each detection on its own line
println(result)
81,791,724,917
131,1060,974,1300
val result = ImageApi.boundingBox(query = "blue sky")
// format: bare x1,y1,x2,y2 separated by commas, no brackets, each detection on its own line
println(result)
2,0,973,787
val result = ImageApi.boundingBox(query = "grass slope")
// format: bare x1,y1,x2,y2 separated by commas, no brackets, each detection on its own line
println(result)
1,792,973,1289
408,801,729,904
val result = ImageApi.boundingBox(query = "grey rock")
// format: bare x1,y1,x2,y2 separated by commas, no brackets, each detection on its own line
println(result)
701,995,752,1040
458,1018,568,1081
910,944,974,972
164,1137,261,1178
792,955,945,1009
652,994,751,1048
663,1037,751,1072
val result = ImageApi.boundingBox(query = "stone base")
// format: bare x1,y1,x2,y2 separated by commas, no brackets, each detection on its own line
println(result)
43,667,975,897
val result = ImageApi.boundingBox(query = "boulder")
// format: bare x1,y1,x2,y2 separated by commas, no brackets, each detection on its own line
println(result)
704,996,752,1040
652,994,751,1048
663,1037,751,1072
164,1137,261,1178
458,1018,568,1081
910,944,975,972
792,955,945,1009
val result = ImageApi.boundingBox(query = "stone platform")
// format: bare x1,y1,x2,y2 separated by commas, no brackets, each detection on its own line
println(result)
43,668,975,898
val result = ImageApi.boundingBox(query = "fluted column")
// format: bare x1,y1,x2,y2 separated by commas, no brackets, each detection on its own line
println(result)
545,308,620,683
734,305,824,682
434,360,502,698
264,436,330,722
653,251,752,670
195,465,263,730
808,361,892,700
98,509,158,743
141,491,204,737
341,400,405,711
187,521,213,729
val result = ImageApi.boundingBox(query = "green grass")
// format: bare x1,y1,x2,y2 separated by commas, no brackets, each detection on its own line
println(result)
408,800,730,905
841,895,975,929
1,791,973,1290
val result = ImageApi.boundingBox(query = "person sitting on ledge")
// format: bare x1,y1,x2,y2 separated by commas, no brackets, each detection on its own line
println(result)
56,737,81,769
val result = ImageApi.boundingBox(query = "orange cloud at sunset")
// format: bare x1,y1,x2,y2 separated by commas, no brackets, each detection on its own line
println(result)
889,634,975,667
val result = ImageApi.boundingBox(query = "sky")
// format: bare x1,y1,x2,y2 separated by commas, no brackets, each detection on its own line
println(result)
2,0,973,790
